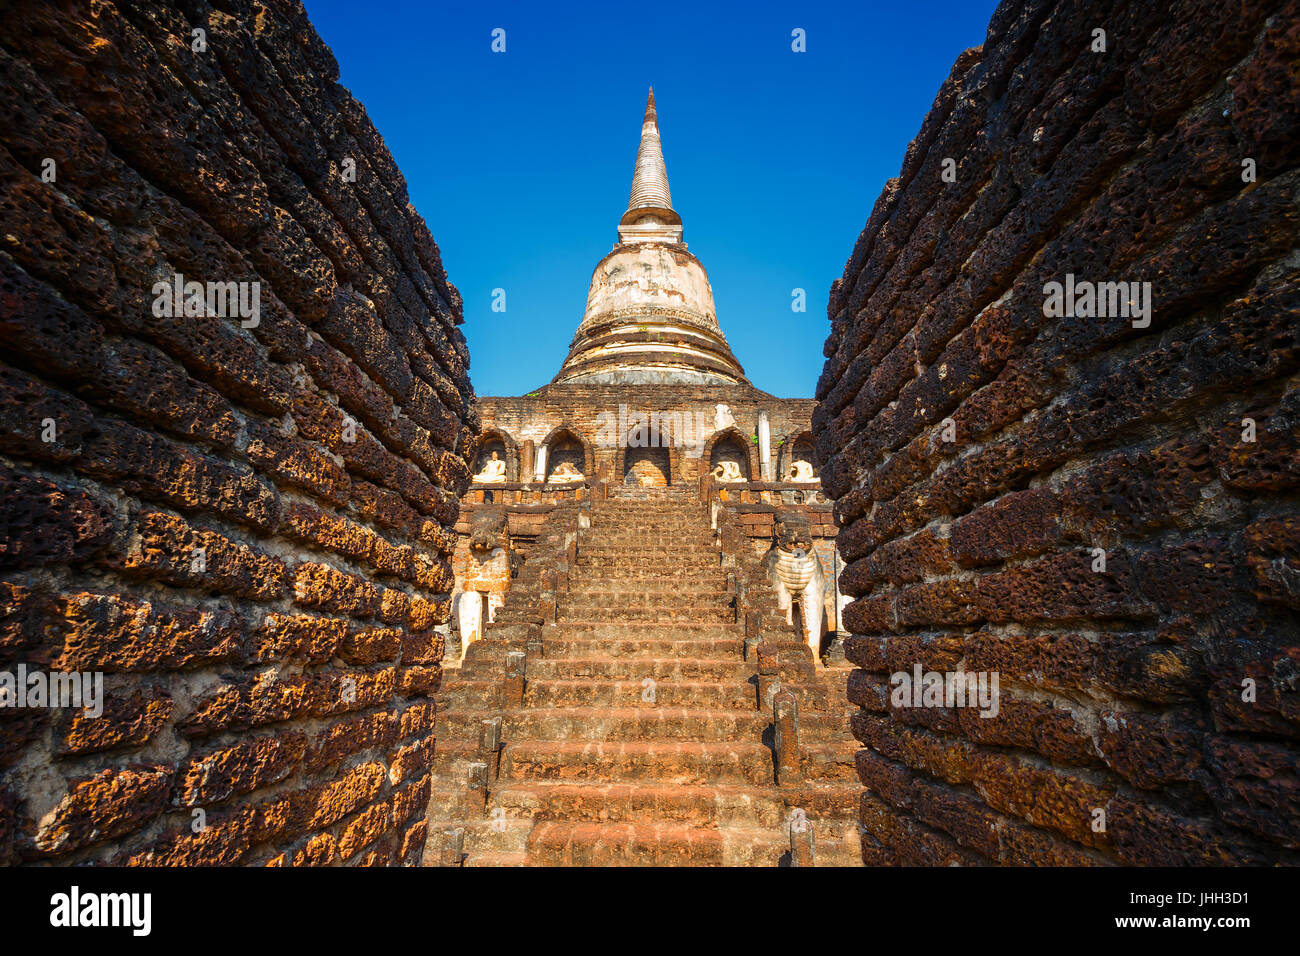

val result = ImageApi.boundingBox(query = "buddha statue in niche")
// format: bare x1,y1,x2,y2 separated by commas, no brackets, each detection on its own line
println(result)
712,460,744,482
475,450,507,483
788,459,817,482
550,460,585,481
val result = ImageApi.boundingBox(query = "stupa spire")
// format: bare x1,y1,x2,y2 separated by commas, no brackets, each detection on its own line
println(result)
553,87,746,385
618,87,683,243
628,88,672,212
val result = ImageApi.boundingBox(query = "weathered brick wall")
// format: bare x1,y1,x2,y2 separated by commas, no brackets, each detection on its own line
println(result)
815,0,1299,864
0,0,475,865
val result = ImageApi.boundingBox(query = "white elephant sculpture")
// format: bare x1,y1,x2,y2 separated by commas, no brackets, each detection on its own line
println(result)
762,511,826,665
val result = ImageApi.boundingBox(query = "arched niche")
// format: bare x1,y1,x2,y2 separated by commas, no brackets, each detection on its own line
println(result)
473,429,519,482
704,428,756,481
540,426,592,482
624,444,671,486
778,430,818,481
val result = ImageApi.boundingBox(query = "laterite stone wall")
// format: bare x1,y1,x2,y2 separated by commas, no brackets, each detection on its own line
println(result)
0,0,476,864
815,0,1299,864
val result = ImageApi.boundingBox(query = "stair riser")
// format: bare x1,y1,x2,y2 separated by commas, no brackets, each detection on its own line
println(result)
464,640,743,664
573,553,716,564
545,623,743,639
799,749,860,782
563,592,733,609
526,831,785,867
418,814,533,855
442,684,501,708
527,836,860,867
578,536,716,547
492,783,863,824
528,660,752,681
572,566,722,580
491,789,804,829
541,639,745,659
504,749,774,786
526,682,756,710
563,583,729,597
576,546,716,557
764,686,844,712
440,711,768,741
557,607,735,623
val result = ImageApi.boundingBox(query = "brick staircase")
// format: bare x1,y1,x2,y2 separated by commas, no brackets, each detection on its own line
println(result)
422,489,862,866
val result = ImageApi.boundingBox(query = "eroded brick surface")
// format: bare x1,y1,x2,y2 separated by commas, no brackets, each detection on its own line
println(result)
815,0,1300,865
0,0,474,865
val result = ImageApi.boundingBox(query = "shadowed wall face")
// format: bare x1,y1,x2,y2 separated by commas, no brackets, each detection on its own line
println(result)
0,0,476,864
814,0,1299,864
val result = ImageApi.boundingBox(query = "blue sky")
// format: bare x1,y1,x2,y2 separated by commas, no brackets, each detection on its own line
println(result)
304,0,1000,397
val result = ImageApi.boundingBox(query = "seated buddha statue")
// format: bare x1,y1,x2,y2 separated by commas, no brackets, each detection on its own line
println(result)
474,451,507,483
711,460,745,483
788,459,817,482
549,460,584,482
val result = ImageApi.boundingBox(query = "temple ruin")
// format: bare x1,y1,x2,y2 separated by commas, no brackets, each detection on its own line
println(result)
0,0,1295,871
429,89,862,865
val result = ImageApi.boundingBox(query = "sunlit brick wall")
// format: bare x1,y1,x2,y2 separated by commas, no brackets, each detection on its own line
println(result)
814,0,1298,864
0,0,476,865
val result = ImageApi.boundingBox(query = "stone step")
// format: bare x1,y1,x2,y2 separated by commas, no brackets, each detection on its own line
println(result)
593,515,702,522
465,851,528,867
557,605,734,623
462,634,743,664
578,539,713,551
525,821,785,866
564,583,732,599
433,705,850,748
583,526,714,539
526,678,756,710
797,741,860,781
543,621,744,640
590,512,701,521
562,590,734,610
575,549,720,563
579,535,714,548
580,543,716,554
573,564,722,580
423,769,492,820
787,711,854,741
418,816,533,857
761,681,848,712
571,564,725,579
427,741,489,782
602,502,699,508
438,706,768,742
527,657,752,681
572,557,721,571
441,679,501,708
491,781,861,829
582,531,713,543
540,636,744,659
564,581,729,597
503,740,774,786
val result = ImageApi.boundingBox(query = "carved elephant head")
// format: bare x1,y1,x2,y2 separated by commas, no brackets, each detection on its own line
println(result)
773,511,813,553
469,505,509,554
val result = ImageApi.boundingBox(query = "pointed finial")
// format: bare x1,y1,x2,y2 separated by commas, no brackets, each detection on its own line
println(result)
625,87,675,219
